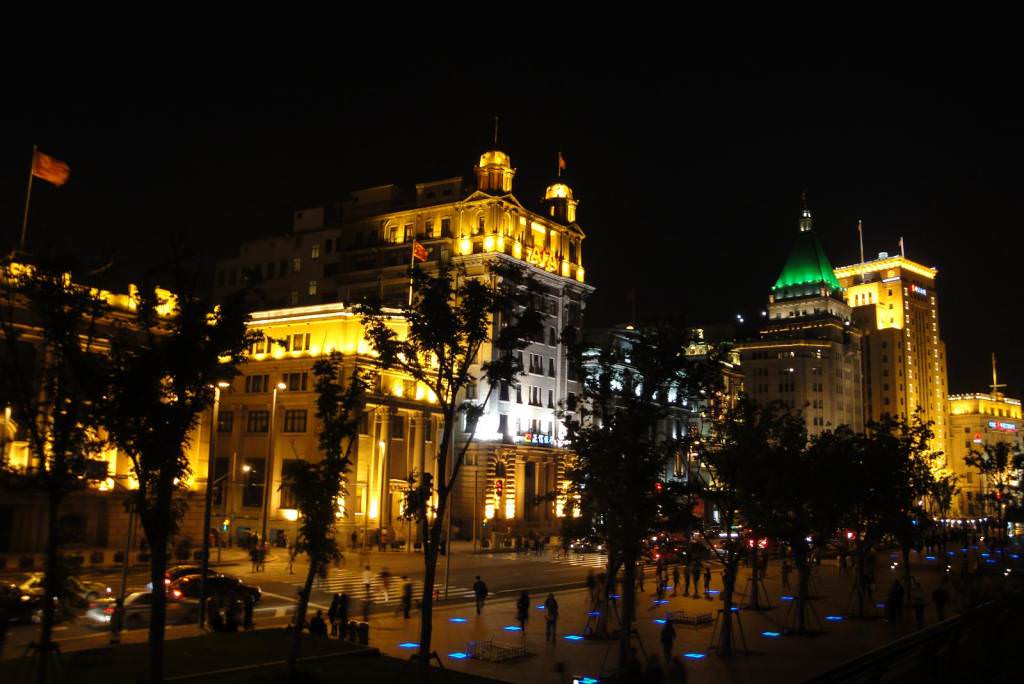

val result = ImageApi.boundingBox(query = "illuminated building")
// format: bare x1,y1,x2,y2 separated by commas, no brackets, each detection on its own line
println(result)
215,147,593,537
834,250,949,455
946,357,1021,517
0,265,209,556
212,304,438,548
736,202,864,436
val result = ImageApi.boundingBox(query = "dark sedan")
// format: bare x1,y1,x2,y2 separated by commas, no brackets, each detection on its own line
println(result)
169,574,261,604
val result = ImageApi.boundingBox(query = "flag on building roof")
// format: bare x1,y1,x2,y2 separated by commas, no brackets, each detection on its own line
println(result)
558,151,566,172
32,150,70,187
412,240,429,263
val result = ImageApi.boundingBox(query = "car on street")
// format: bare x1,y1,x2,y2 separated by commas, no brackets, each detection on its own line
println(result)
67,576,113,605
1,572,79,622
568,538,606,554
0,580,39,624
145,565,223,591
83,591,198,630
169,574,261,604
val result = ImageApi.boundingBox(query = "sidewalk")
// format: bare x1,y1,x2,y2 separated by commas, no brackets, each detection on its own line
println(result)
359,552,967,684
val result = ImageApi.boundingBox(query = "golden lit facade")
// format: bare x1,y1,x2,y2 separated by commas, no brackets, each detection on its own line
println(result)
211,303,440,547
214,148,593,537
834,254,949,455
947,392,1021,517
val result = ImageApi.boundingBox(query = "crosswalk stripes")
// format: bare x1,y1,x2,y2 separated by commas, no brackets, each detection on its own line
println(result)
481,552,609,569
282,570,474,604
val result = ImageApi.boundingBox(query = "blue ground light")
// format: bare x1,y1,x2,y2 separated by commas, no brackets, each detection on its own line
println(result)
981,552,991,558
564,635,585,641
588,611,601,616
503,625,523,631
654,600,669,605
876,603,886,609
985,559,997,565
537,605,546,610
780,595,794,601
925,555,936,561
448,652,469,660
1011,554,1021,560
683,653,707,660
825,616,844,622
574,678,600,684
449,617,468,623
762,631,781,638
654,619,667,624
399,642,419,649
707,590,720,595
948,551,956,557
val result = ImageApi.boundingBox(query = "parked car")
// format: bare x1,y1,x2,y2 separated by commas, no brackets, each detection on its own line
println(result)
3,572,77,622
169,574,261,604
83,591,198,630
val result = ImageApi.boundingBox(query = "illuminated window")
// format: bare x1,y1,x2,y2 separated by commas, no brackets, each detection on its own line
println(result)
290,291,299,306
311,244,320,259
308,280,318,296
245,375,269,393
425,220,435,238
441,217,451,236
292,257,302,273
217,411,234,433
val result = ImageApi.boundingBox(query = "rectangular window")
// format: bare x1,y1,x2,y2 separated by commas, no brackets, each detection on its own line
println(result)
242,458,265,508
466,382,478,400
324,238,333,254
358,412,371,435
404,224,414,241
308,280,318,296
311,244,320,259
388,226,399,243
217,411,234,433
548,389,554,408
499,381,510,401
548,358,556,377
499,414,509,435
279,459,302,509
247,410,269,433
292,257,302,273
516,385,523,403
282,372,309,391
283,409,307,433
425,219,435,238
245,375,269,393
391,414,405,437
441,217,451,236
290,333,311,352
290,291,299,305
529,353,543,374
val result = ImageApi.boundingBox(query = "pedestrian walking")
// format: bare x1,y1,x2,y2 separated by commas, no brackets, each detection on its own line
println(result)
660,619,677,664
637,562,646,593
703,565,711,594
910,578,927,629
586,570,597,603
243,593,254,631
516,591,530,632
401,577,413,619
329,593,341,636
363,565,373,603
886,579,904,623
473,575,488,615
250,545,258,573
672,565,680,597
309,610,328,637
544,593,559,642
287,544,297,575
933,576,951,622
337,592,350,637
379,567,392,602
781,560,792,590
683,563,692,596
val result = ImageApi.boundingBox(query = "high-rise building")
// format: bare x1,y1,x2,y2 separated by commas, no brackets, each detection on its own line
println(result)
736,203,864,436
946,357,1022,517
215,147,593,537
834,249,949,455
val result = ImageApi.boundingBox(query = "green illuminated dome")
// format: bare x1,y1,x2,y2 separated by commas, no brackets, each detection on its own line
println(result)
771,208,843,300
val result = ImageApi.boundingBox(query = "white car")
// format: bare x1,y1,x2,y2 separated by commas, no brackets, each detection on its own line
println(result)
83,591,198,630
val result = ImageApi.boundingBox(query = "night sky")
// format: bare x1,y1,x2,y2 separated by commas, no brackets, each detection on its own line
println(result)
3,44,1022,397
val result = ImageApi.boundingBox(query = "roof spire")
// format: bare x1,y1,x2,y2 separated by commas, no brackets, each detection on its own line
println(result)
493,114,499,146
799,191,813,232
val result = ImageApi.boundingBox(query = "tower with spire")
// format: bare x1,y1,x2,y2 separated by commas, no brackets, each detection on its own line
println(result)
735,197,865,436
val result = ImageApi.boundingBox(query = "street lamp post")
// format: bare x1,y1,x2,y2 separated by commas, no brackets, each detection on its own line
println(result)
199,381,229,628
260,382,287,554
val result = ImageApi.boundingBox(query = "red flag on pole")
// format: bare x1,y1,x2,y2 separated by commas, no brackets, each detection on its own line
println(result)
32,150,70,187
412,240,429,263
558,151,566,172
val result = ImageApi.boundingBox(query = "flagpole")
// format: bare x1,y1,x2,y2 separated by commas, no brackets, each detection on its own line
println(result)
857,219,865,284
408,243,415,306
19,145,37,252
